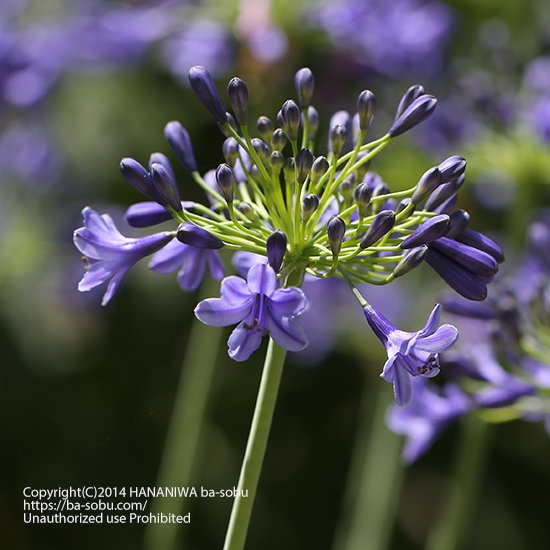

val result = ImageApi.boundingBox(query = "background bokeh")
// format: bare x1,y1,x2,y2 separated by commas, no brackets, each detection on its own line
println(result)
3,0,550,548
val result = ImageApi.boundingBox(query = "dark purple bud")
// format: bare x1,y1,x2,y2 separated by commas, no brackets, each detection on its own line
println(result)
271,128,287,152
357,90,376,131
327,216,346,256
215,163,236,203
302,194,319,221
222,137,239,165
425,175,464,211
454,227,505,263
354,182,372,217
433,194,458,215
164,121,198,173
270,151,284,174
330,124,347,156
393,246,428,278
438,155,467,183
307,106,320,140
442,297,497,320
251,138,270,164
149,152,176,181
150,162,182,211
227,77,248,126
294,68,315,108
257,116,274,141
389,95,437,137
283,157,296,183
120,157,162,203
400,215,450,249
296,148,314,183
279,99,301,140
126,201,184,227
266,229,287,272
411,167,441,205
430,236,498,277
188,66,227,126
360,210,395,249
223,112,238,136
425,248,487,301
311,156,329,184
447,209,470,238
395,85,425,119
177,222,224,249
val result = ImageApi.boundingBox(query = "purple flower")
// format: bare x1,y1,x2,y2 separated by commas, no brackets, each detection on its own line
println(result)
194,263,308,361
73,207,174,306
387,379,471,463
149,239,224,292
364,303,459,406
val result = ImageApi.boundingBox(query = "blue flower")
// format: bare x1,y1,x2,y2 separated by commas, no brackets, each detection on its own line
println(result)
149,239,224,292
74,207,174,305
194,263,308,361
364,303,459,405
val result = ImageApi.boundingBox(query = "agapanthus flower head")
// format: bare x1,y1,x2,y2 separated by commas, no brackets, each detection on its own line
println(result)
74,207,174,306
194,262,308,361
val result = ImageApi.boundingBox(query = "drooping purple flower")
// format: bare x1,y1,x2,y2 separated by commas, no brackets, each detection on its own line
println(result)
387,378,471,463
364,302,459,406
195,263,308,361
149,239,224,292
73,207,174,306
124,201,195,228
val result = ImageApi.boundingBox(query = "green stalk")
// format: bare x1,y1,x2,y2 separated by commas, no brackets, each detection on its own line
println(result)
222,339,287,550
425,415,491,550
144,278,223,550
332,383,404,550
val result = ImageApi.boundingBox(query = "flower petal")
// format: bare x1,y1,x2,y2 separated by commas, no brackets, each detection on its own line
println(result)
207,251,225,281
419,304,442,337
227,323,263,361
266,313,308,352
78,261,118,291
413,324,458,354
149,239,188,274
101,269,129,306
269,287,308,318
194,294,253,327
247,262,277,296
391,356,413,406
178,252,207,291
220,276,253,304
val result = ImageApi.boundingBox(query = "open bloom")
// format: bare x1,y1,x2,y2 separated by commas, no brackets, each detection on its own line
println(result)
149,239,224,292
194,263,308,361
364,303,459,405
74,207,174,305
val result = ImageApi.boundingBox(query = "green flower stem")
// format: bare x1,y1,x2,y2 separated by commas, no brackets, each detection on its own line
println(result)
425,415,491,550
332,384,404,550
144,279,223,550
222,338,287,550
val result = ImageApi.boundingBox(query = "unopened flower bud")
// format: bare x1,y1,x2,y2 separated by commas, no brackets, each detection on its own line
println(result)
215,163,236,203
177,222,224,249
120,157,162,203
296,148,314,184
411,167,441,205
251,138,270,165
270,151,284,175
164,121,198,173
302,194,319,221
150,162,182,212
447,209,470,237
395,85,425,119
360,210,395,249
393,246,428,278
425,174,464,211
188,65,227,126
283,157,296,183
222,137,239,165
438,155,466,183
257,116,274,141
389,94,437,137
327,216,346,257
227,77,249,125
339,177,355,202
354,182,372,217
330,124,347,156
310,156,329,185
279,99,301,140
357,90,376,131
271,128,287,152
400,215,450,249
307,106,320,140
294,67,315,108
396,198,415,217
236,202,255,220
266,230,288,272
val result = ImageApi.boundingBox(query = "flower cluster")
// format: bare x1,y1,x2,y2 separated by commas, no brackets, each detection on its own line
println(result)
74,66,502,403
